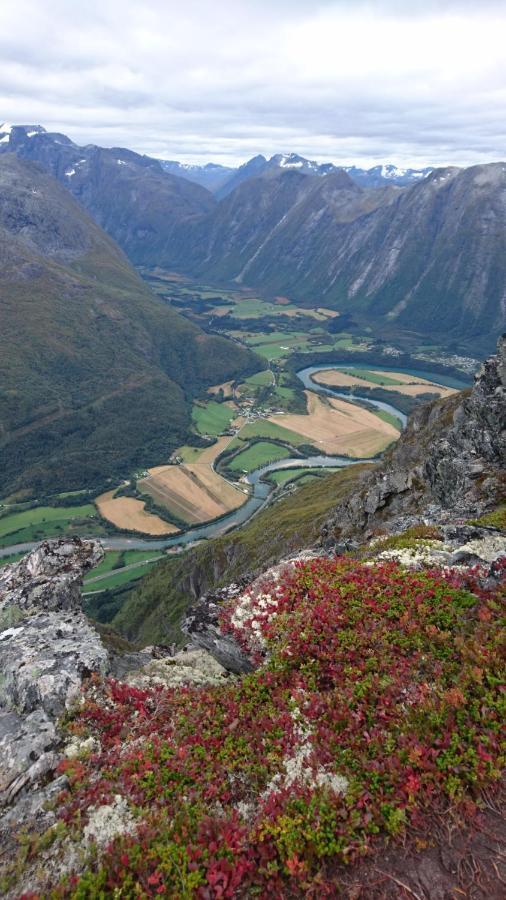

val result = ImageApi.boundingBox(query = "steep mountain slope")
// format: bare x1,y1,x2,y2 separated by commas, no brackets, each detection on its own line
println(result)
0,125,215,266
177,168,399,284
0,155,258,497
182,164,506,350
2,127,504,350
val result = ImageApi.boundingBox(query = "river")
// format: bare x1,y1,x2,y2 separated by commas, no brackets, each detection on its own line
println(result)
0,363,467,559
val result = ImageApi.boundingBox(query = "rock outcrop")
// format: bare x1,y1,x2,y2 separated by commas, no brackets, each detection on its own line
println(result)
0,539,107,830
323,334,506,543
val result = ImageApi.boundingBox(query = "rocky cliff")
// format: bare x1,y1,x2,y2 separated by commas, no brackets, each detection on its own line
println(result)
0,540,106,826
323,334,506,545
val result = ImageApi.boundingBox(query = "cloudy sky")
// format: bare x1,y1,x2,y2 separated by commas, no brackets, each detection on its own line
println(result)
1,0,505,167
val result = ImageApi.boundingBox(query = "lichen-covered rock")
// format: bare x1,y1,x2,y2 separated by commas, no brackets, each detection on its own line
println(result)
126,648,231,689
0,538,103,622
0,538,106,823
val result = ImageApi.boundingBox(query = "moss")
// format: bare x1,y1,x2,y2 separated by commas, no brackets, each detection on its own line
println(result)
467,504,506,531
367,525,443,556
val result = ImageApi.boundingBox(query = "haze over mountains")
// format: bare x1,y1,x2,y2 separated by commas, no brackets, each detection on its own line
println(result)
0,153,257,496
1,123,505,353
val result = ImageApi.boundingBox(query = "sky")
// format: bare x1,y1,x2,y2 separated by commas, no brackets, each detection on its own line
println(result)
1,0,505,168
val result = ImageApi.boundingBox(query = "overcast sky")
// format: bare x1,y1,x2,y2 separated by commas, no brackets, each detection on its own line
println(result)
1,0,505,167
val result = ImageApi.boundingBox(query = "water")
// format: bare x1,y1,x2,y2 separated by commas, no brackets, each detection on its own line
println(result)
1,363,453,559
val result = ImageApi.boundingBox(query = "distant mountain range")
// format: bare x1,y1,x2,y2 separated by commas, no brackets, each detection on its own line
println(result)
160,151,433,196
1,124,505,351
0,153,257,497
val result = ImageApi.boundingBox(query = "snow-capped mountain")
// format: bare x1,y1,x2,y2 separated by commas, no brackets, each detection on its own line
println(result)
342,163,433,187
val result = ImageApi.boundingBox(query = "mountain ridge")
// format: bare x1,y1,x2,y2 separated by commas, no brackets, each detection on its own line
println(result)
0,154,259,496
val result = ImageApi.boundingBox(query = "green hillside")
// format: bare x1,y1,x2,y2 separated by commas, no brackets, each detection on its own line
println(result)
0,156,261,496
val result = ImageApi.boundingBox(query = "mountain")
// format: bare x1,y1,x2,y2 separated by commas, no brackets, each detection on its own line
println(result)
0,124,215,267
175,167,399,283
342,163,433,187
213,152,343,198
176,163,506,350
2,127,504,349
0,154,259,497
159,159,235,193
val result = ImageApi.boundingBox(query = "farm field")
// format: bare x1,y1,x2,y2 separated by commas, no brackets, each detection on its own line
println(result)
138,462,247,525
0,503,102,546
268,391,399,457
313,369,456,398
227,441,293,473
0,552,26,568
82,550,163,593
96,491,179,535
268,466,342,486
192,400,236,436
228,419,311,450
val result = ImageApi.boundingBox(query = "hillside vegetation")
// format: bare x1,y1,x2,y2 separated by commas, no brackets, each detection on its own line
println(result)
0,155,259,497
113,465,370,645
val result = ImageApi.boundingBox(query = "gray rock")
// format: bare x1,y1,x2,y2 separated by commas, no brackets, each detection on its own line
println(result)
323,335,506,543
0,538,107,822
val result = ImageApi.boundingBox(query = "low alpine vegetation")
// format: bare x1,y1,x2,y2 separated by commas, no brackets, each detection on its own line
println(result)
32,559,505,897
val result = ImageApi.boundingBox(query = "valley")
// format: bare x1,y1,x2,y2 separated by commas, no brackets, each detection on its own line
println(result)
0,268,469,605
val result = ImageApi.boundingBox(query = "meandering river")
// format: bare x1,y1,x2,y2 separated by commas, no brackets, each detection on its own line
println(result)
0,364,468,559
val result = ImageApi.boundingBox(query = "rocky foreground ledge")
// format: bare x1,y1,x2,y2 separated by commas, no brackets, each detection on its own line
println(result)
0,539,107,815
0,539,226,845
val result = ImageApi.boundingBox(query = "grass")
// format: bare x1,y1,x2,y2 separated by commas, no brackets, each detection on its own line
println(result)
467,504,506,530
0,551,25,568
244,370,275,387
227,441,293,473
245,331,306,347
268,466,342,486
192,401,236,436
173,445,206,463
0,503,100,546
82,558,161,593
229,420,309,449
372,408,403,430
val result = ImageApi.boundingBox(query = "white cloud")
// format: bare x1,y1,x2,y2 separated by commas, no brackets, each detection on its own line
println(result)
0,0,505,167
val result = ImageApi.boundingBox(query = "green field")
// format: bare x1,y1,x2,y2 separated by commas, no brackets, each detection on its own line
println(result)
228,441,293,473
192,401,236,436
83,550,163,590
268,466,342,486
0,503,101,546
174,445,206,463
230,420,309,449
82,556,162,594
0,551,25,568
245,331,306,347
250,343,295,360
244,370,275,387
373,409,403,430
